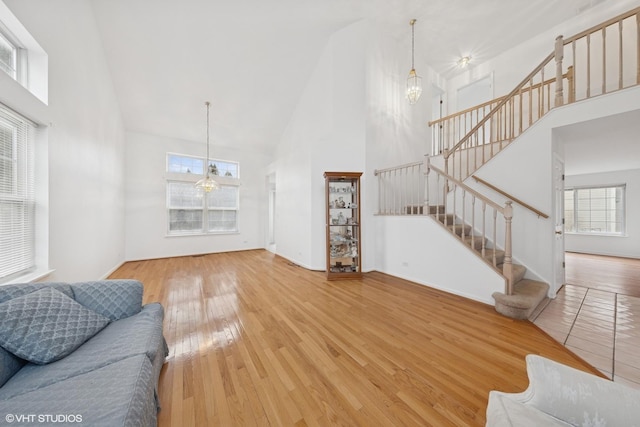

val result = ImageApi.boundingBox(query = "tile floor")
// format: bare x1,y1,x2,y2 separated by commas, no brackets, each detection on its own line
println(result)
533,284,640,388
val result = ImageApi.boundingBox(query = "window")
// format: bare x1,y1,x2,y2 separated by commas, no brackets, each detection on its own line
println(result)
0,103,35,281
166,154,239,235
0,31,17,80
564,185,625,235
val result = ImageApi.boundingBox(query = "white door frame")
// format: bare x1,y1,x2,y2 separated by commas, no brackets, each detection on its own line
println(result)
552,153,565,297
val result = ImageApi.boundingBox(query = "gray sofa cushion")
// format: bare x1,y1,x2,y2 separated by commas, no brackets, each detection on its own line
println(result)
0,347,24,387
0,303,165,400
71,280,143,321
0,287,110,364
0,354,157,427
0,283,73,304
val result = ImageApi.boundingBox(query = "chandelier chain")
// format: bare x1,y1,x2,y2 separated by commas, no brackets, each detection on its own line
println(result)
205,101,210,172
410,19,416,69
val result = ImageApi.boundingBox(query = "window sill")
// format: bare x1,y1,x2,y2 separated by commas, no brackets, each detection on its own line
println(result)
1,268,55,285
565,232,627,238
165,231,240,238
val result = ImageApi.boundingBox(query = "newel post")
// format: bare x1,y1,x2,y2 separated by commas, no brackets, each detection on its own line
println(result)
554,35,565,107
424,155,430,214
503,201,514,295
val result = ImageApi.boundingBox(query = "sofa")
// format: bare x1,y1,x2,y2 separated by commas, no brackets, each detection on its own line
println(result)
486,354,640,426
0,280,167,427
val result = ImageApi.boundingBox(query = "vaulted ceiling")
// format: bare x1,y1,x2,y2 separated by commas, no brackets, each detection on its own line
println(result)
90,0,597,153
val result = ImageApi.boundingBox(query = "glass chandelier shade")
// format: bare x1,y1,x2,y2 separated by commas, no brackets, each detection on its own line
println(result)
406,19,422,105
195,101,219,193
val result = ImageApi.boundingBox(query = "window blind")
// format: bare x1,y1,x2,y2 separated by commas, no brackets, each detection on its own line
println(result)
0,103,35,280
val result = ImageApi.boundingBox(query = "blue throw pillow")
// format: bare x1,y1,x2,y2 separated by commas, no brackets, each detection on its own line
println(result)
0,287,110,364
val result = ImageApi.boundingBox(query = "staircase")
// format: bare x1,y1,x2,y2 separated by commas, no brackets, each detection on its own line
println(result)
375,7,640,319
432,210,549,319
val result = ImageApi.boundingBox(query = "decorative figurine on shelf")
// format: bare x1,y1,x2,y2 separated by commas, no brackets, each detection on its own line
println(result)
329,200,334,208
336,196,346,208
338,212,346,225
349,243,358,257
345,229,352,239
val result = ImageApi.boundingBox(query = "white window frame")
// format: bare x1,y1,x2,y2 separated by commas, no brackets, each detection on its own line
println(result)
564,185,626,236
166,153,240,236
0,25,26,84
0,104,35,282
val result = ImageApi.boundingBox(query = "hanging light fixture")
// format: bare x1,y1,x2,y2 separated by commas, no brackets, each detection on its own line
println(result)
195,101,219,193
406,19,422,105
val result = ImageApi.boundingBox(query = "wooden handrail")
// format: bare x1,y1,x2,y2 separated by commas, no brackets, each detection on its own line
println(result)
563,6,640,45
441,6,640,162
428,70,571,127
472,175,549,219
374,161,422,175
430,164,504,213
444,52,555,159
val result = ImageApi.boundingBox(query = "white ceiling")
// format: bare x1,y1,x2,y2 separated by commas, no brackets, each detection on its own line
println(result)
90,0,595,153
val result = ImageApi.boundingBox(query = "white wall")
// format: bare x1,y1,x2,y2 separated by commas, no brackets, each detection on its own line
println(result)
374,216,504,304
565,169,640,258
469,86,640,295
365,26,443,275
5,0,127,281
273,21,368,270
124,131,268,261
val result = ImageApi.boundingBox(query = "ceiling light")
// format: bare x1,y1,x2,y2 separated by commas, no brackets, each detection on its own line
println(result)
458,56,471,68
195,101,219,193
406,19,422,105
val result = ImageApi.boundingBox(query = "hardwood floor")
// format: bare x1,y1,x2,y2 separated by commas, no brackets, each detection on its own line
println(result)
110,250,601,426
566,252,640,297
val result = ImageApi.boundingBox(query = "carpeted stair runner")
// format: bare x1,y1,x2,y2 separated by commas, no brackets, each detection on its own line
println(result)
429,206,549,320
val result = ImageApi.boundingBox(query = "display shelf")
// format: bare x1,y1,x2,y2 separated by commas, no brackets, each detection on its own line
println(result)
324,171,362,280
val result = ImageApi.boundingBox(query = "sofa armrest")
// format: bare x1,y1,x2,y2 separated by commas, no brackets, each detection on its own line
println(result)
70,280,143,321
486,391,570,427
507,354,640,426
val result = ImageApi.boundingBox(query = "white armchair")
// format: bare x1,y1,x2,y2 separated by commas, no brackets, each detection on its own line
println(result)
486,354,640,426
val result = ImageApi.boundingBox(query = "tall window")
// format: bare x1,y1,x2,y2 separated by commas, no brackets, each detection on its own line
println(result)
0,104,35,281
564,185,625,235
166,153,239,235
0,31,17,80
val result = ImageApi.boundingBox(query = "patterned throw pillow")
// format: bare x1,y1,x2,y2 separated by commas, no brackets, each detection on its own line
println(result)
0,287,110,364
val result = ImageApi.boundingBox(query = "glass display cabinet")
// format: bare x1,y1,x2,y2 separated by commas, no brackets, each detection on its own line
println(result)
324,172,362,280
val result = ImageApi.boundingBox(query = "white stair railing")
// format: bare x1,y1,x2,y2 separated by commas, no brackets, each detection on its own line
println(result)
430,6,640,182
374,161,425,215
424,156,514,294
374,157,514,294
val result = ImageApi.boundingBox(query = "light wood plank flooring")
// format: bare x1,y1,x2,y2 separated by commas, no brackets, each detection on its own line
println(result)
110,250,601,426
533,252,640,387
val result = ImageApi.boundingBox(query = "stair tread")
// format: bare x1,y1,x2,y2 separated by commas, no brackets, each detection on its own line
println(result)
492,280,549,320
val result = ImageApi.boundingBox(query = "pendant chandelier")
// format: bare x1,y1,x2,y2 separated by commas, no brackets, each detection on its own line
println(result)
195,101,219,193
406,19,422,105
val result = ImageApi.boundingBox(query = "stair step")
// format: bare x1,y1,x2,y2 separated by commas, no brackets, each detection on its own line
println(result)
500,263,527,283
433,213,456,225
462,235,484,250
447,223,472,237
492,279,549,320
405,205,446,215
480,249,505,265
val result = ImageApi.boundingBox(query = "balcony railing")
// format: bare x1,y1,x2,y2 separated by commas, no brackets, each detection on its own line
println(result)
429,7,640,182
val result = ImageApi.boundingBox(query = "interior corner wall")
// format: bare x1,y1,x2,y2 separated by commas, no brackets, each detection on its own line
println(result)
124,131,268,261
5,0,127,281
364,26,439,276
565,168,640,258
274,21,368,271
